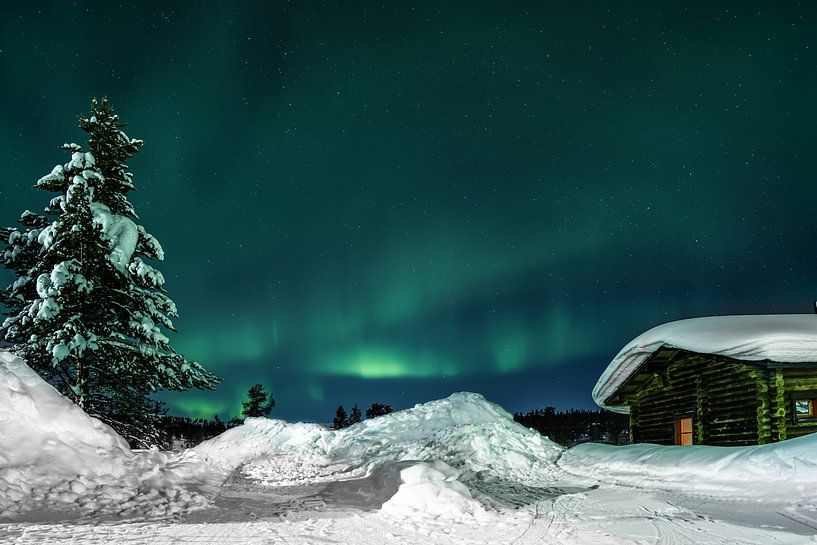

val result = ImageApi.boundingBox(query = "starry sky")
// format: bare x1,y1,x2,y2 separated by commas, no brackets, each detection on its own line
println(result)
1,2,816,423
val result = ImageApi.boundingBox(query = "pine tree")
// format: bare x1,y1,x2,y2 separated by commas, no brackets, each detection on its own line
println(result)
0,98,219,446
332,405,349,429
365,402,393,419
241,383,275,417
349,404,362,425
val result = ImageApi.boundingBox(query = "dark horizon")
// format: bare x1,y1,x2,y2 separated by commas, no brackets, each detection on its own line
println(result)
2,1,816,423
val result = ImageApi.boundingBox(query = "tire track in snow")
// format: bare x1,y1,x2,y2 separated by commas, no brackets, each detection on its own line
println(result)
774,509,817,533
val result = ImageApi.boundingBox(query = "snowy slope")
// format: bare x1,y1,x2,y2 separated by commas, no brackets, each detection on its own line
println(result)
0,351,131,469
0,351,131,512
593,314,817,411
0,351,219,518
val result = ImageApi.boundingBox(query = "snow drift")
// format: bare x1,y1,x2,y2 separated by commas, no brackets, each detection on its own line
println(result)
0,350,131,513
559,435,817,502
0,350,131,473
0,351,218,518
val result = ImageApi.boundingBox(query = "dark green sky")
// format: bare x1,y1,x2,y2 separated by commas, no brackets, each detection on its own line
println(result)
1,1,816,422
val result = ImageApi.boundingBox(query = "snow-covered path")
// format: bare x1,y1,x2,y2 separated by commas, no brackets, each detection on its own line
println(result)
3,481,814,545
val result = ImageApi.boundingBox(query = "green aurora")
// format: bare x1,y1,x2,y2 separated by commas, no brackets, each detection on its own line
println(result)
1,2,816,421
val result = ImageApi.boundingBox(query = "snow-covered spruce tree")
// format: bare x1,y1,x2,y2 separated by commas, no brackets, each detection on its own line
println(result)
0,99,219,446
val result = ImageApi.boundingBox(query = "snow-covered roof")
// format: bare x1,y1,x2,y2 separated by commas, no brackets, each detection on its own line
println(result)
593,314,817,412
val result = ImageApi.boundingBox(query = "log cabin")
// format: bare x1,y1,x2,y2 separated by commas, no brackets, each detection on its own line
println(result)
592,315,817,446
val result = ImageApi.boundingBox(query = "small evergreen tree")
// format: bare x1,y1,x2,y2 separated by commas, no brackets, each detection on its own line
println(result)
349,404,362,425
365,402,393,419
332,405,349,429
0,99,219,446
241,383,275,417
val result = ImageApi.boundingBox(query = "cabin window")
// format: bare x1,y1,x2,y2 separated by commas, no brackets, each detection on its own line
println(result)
675,416,693,446
793,398,817,421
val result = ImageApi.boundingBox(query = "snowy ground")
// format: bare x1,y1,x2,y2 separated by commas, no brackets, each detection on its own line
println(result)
2,352,817,544
4,475,816,545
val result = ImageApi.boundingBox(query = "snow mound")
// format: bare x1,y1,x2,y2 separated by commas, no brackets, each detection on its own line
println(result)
199,392,564,495
0,352,220,518
194,394,559,519
559,434,817,502
593,314,817,411
381,461,490,520
332,392,563,482
0,351,131,484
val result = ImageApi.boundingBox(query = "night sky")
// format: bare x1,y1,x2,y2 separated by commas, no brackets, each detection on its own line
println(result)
1,2,816,423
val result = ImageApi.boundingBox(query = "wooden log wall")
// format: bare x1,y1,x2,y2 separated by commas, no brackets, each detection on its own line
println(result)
626,352,762,446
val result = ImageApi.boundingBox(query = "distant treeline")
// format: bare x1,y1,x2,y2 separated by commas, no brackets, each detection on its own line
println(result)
513,407,629,447
154,405,630,450
156,415,240,449
332,402,394,429
154,401,396,449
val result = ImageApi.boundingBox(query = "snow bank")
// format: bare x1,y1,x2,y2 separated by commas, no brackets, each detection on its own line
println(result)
593,315,817,411
0,351,131,495
0,352,220,518
559,434,817,502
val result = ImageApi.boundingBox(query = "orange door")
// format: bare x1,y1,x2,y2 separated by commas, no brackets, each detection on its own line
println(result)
675,417,693,445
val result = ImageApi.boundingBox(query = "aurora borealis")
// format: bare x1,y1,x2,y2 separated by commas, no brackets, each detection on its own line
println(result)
1,2,816,422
